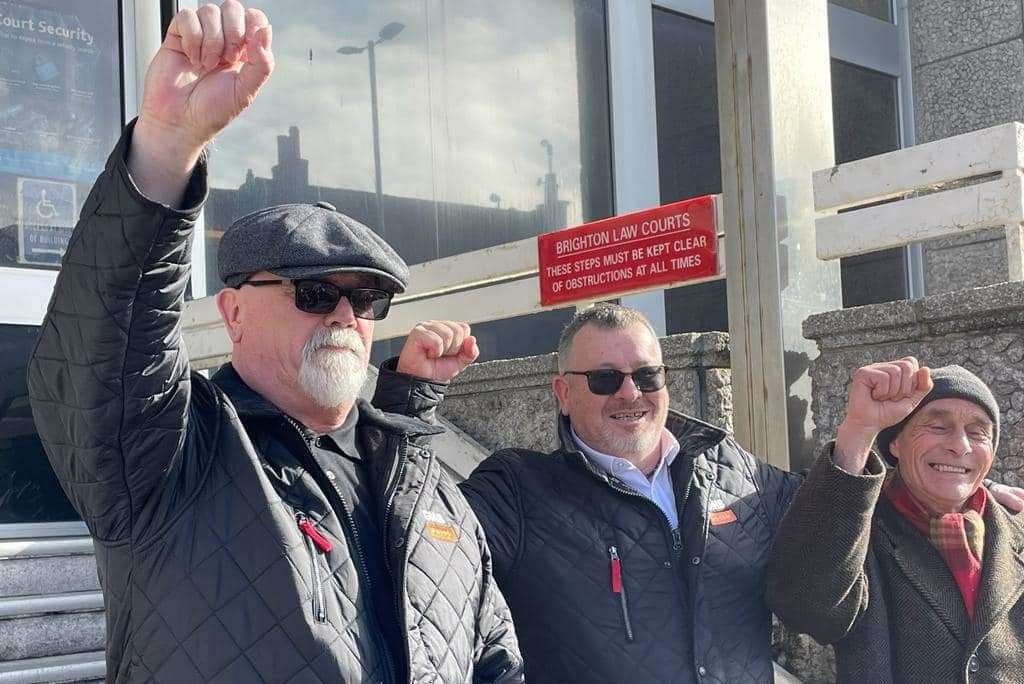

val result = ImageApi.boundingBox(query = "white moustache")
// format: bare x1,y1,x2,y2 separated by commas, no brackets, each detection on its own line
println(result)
305,327,365,356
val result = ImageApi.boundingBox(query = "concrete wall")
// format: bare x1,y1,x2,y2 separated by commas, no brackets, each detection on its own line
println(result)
439,332,732,454
805,280,1024,486
909,0,1024,293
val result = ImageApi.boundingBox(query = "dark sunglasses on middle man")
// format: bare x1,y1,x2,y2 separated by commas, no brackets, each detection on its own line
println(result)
239,278,393,320
562,365,668,395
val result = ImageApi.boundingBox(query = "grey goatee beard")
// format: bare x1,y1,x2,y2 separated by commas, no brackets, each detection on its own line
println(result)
297,326,368,409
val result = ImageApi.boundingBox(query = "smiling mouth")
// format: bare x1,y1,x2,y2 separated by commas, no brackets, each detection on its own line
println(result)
929,463,970,475
610,410,648,423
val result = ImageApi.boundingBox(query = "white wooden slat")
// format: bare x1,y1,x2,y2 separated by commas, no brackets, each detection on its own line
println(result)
396,237,538,302
813,122,1024,211
816,175,1024,260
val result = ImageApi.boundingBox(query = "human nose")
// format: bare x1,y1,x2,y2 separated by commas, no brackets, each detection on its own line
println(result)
323,294,357,327
946,427,972,458
612,372,642,400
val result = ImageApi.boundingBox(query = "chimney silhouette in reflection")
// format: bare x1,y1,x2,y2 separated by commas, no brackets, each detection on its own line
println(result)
205,126,569,289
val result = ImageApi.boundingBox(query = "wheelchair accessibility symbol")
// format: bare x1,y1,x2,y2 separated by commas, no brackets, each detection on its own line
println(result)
18,178,77,265
35,190,59,220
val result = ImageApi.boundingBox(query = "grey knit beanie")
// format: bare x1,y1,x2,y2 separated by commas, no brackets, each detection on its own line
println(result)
876,364,999,464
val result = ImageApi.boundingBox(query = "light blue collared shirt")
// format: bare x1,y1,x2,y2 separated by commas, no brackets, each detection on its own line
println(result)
572,427,681,529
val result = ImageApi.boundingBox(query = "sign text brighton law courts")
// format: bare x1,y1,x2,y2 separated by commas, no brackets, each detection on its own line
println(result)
537,195,719,306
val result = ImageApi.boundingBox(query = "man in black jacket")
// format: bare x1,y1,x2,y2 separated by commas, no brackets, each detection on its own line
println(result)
459,303,800,683
27,2,521,682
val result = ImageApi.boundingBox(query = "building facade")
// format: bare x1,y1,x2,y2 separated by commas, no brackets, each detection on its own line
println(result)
0,0,1019,677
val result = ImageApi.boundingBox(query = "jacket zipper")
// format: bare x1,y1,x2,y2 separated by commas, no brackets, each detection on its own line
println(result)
296,513,329,623
284,416,396,684
578,453,698,640
608,545,635,642
382,438,428,668
580,453,689,558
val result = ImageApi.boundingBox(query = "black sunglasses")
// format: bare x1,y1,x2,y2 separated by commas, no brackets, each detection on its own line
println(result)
562,365,668,395
238,279,393,320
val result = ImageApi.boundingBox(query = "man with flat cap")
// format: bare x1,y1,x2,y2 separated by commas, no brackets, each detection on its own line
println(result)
27,2,521,682
767,358,1024,683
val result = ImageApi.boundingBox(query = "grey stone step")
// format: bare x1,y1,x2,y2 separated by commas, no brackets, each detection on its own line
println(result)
0,555,100,598
0,612,105,662
0,651,105,684
0,592,105,661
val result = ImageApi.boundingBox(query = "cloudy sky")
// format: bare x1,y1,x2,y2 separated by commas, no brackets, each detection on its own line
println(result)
206,0,595,223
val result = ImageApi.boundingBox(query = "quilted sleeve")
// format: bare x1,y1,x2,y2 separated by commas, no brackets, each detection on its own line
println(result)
753,455,804,531
370,357,447,425
765,444,886,644
459,451,524,582
472,525,524,683
27,121,207,543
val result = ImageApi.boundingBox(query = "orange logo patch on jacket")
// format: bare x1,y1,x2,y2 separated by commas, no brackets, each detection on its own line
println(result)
709,508,737,526
424,512,459,543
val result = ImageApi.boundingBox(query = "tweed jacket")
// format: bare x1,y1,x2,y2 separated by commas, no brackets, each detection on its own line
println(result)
766,446,1024,684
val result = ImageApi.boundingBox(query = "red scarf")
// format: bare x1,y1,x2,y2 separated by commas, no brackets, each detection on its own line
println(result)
883,474,987,619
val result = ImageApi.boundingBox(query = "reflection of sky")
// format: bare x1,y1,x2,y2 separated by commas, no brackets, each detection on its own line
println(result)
206,0,586,218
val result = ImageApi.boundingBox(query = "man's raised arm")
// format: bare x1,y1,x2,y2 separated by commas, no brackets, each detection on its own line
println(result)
27,1,273,543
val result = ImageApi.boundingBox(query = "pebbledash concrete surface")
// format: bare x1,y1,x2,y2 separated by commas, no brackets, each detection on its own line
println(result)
805,279,1024,489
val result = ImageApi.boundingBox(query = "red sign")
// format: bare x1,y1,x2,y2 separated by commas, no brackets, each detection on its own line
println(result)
537,195,718,306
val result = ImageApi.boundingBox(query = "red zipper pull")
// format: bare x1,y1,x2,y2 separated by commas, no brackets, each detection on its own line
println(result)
296,514,333,553
609,546,622,593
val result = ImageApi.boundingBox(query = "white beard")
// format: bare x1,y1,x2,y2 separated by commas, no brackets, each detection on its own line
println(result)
297,327,368,408
598,425,663,461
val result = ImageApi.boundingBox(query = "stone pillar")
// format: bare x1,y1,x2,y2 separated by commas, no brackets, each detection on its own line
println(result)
910,0,1024,294
805,281,1024,486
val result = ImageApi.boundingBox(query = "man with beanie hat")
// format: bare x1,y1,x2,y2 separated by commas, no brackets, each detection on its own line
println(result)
27,3,522,682
767,357,1024,683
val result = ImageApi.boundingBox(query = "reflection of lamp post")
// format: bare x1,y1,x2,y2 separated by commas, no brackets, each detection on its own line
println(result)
338,21,405,237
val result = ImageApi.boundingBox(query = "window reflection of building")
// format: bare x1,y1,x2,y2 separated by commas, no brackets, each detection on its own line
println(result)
205,125,570,288
200,0,612,362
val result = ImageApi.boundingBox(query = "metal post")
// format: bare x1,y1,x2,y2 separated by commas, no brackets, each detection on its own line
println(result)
607,0,666,336
367,39,385,238
715,0,841,471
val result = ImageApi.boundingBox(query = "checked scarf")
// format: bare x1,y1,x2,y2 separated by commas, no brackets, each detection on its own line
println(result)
883,472,986,619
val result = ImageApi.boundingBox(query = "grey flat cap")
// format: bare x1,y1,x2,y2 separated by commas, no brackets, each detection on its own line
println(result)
218,201,409,293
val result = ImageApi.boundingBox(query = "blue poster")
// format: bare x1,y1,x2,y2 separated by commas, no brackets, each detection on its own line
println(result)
18,177,75,265
0,1,120,182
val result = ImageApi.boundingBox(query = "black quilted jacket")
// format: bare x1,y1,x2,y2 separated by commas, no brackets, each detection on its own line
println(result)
459,411,802,683
27,123,522,684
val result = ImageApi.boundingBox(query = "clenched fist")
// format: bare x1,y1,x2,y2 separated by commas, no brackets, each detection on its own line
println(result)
833,357,934,473
396,321,479,383
130,1,274,205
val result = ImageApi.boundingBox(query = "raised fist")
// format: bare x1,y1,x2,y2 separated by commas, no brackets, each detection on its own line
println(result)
139,0,274,149
833,357,934,473
843,357,933,434
396,321,479,383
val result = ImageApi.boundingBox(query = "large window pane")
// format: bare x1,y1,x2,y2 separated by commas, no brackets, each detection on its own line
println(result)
832,59,904,307
0,0,121,270
202,0,612,361
0,324,78,523
652,9,726,335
